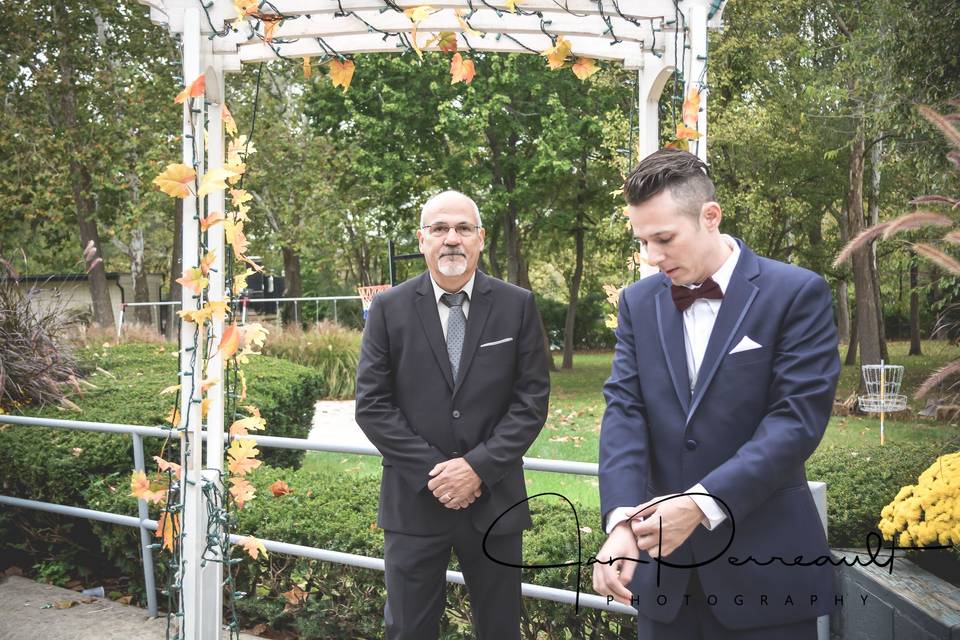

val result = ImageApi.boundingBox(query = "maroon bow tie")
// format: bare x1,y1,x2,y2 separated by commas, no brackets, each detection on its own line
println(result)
671,277,723,312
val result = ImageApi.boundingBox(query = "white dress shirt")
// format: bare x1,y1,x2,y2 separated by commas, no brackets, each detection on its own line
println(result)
605,236,740,534
430,273,475,339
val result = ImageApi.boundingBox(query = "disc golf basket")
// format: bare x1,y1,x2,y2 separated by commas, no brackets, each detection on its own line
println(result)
358,284,392,321
857,361,908,445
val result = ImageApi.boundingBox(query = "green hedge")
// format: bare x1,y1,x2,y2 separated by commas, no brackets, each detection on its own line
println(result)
806,442,949,548
81,464,633,639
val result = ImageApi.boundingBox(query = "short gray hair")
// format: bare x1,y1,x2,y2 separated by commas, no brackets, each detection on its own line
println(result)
419,190,483,228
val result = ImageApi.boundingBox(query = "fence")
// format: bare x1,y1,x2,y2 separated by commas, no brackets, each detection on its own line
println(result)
0,413,831,638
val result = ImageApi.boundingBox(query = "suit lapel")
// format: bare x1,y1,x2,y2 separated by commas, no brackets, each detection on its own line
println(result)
453,271,493,398
687,243,760,424
656,283,691,415
414,273,455,391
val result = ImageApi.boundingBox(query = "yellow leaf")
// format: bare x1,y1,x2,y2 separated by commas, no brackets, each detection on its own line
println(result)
329,59,355,93
205,300,229,322
234,0,258,19
229,407,266,437
229,189,253,206
177,306,213,326
222,104,238,137
165,406,181,427
227,136,254,165
200,397,211,418
200,377,220,393
403,6,437,22
675,123,701,141
682,88,701,128
450,53,476,84
223,217,250,256
505,0,521,12
571,57,599,80
152,164,196,198
174,74,205,104
236,535,267,559
159,384,180,395
225,163,246,186
233,268,255,296
455,10,482,37
302,56,312,79
238,369,248,401
230,478,256,508
156,512,179,551
198,167,242,197
176,267,208,296
541,36,572,70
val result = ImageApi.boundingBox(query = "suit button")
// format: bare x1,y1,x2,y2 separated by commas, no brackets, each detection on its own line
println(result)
685,439,698,451
452,451,460,456
452,410,461,419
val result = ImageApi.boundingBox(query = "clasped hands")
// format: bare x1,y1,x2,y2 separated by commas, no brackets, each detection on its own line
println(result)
592,494,704,605
427,457,482,510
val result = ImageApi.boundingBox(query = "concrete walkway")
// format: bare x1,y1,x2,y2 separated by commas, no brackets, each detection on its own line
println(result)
0,575,263,640
309,399,373,448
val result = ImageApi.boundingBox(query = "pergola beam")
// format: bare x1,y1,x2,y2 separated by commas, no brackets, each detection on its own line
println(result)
266,0,684,20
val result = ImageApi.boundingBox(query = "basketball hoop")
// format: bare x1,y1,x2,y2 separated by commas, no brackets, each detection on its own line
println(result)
357,284,392,320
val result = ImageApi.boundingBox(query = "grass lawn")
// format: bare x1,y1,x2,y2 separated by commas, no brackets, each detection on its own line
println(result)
303,341,959,511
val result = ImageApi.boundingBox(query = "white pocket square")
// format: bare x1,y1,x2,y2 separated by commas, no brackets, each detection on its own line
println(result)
729,336,762,355
480,337,513,348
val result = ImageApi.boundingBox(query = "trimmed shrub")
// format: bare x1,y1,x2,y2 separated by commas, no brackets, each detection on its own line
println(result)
81,464,632,638
261,321,361,399
806,442,948,548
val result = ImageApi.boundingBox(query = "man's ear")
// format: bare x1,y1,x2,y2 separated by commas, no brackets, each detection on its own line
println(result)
700,201,723,231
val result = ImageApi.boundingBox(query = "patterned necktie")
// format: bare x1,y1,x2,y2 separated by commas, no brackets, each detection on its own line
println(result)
671,277,723,312
440,291,468,382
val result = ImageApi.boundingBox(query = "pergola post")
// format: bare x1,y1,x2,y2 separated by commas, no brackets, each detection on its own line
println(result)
685,0,710,162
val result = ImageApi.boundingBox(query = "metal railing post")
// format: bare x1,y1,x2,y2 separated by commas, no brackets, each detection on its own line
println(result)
333,299,338,324
131,432,159,617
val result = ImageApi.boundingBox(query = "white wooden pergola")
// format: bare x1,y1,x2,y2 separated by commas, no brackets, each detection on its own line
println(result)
137,1,727,637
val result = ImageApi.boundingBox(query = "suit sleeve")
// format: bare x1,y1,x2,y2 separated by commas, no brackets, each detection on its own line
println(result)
699,274,840,522
354,296,447,492
463,291,550,488
598,289,650,528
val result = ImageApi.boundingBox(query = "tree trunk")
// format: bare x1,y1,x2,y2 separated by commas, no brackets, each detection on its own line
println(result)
867,137,889,361
844,314,859,366
166,198,183,341
909,255,922,356
562,212,585,370
837,280,851,343
281,245,302,326
126,229,152,326
486,221,502,280
846,130,883,369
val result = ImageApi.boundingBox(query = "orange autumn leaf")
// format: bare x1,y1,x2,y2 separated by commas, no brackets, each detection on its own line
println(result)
233,268,256,296
270,480,293,497
165,405,181,427
223,217,250,256
302,56,312,79
437,31,458,53
200,377,220,393
329,59,355,93
200,397,211,418
222,104,238,137
198,166,242,197
176,267,208,295
571,57,599,80
205,300,229,322
234,0,258,19
403,5,437,22
199,251,216,276
221,323,242,359
230,477,256,508
177,306,212,326
156,511,179,551
152,164,196,198
230,406,266,437
153,456,182,480
200,210,225,231
229,189,253,206
174,74,205,104
541,36,572,70
455,9,482,37
682,88,701,128
237,535,267,559
675,123,701,141
130,470,165,504
229,453,261,476
450,53,476,84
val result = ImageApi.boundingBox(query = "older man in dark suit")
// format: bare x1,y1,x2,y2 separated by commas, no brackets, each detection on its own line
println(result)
355,190,550,640
593,149,840,639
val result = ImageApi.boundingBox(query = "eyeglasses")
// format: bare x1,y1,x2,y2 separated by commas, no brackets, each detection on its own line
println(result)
422,222,482,238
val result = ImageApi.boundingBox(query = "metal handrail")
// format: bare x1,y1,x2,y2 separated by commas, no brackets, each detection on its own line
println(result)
0,414,634,619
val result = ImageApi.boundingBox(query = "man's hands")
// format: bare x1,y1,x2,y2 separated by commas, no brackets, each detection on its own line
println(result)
592,522,641,605
593,494,705,604
427,458,482,509
630,494,704,558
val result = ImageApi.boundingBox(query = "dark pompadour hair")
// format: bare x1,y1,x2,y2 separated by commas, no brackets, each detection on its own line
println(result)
623,148,716,219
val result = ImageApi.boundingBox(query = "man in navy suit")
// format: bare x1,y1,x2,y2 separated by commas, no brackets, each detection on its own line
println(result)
356,190,550,640
592,149,839,639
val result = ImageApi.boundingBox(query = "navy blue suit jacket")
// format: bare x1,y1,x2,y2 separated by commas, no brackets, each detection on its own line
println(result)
599,240,840,630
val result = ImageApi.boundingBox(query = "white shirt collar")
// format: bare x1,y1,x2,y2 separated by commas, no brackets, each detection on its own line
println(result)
685,235,740,293
430,272,476,304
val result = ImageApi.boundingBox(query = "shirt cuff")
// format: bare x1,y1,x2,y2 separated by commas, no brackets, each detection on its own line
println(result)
604,506,643,534
688,483,726,530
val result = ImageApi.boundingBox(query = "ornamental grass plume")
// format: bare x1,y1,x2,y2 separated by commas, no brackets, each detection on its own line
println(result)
878,452,960,548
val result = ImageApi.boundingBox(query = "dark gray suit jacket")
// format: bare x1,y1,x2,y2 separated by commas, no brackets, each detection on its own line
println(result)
355,270,550,536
